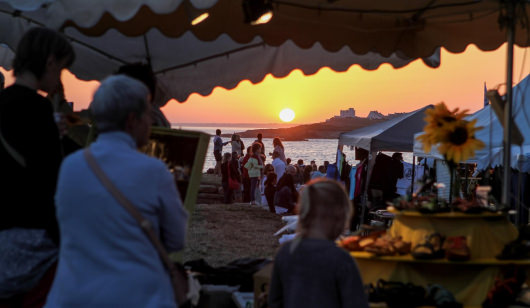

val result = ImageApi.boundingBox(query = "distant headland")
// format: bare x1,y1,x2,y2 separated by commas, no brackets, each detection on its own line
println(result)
221,107,404,141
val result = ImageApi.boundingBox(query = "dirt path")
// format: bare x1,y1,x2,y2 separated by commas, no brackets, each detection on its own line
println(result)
182,203,284,267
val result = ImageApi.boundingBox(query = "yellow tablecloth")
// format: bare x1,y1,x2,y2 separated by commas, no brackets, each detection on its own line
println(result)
353,212,525,307
388,212,518,259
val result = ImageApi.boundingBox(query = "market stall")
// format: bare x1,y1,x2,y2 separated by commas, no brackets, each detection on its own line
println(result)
349,209,529,307
338,105,433,225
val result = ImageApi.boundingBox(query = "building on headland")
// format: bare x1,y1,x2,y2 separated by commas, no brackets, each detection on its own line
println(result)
367,111,384,120
339,108,356,118
325,107,395,122
326,107,357,122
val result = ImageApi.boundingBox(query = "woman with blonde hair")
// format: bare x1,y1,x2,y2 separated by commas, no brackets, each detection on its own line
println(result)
269,178,368,308
271,137,286,163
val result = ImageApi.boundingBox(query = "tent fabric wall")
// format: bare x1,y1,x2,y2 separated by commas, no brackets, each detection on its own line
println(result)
338,105,433,153
413,74,530,170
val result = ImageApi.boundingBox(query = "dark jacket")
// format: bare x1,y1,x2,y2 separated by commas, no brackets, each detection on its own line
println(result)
0,85,62,244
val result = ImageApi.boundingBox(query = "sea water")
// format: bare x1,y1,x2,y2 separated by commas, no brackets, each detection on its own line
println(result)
176,125,413,172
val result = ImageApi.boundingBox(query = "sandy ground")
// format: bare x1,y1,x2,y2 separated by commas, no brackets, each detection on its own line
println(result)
182,203,284,267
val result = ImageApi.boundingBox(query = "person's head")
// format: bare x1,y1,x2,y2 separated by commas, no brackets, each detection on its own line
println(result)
297,178,352,240
286,158,291,165
273,137,283,148
216,129,221,136
297,159,304,166
257,133,263,141
392,152,403,161
0,71,4,90
272,151,280,159
90,75,151,147
318,165,326,173
231,134,237,141
310,160,316,166
116,63,156,101
251,143,261,156
264,163,274,174
265,172,277,186
293,164,300,174
246,146,252,155
222,152,232,164
286,164,297,175
312,164,317,171
324,161,329,167
13,27,75,93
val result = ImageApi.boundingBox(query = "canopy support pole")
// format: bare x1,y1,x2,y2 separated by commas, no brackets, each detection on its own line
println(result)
410,155,416,196
502,0,515,211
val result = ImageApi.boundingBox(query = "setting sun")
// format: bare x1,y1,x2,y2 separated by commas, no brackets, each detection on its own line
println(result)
279,108,295,122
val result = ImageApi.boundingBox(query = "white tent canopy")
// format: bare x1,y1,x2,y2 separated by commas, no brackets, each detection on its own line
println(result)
37,0,530,59
414,74,530,170
339,105,433,153
0,1,440,106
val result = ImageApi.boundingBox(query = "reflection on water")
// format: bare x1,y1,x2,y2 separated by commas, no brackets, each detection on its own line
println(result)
175,126,413,172
200,138,414,172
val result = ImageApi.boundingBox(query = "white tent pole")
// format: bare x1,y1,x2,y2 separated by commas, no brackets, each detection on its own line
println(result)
410,155,416,196
502,0,515,209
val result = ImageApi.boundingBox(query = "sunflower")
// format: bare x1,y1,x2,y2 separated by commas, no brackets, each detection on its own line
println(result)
436,119,485,164
418,102,469,153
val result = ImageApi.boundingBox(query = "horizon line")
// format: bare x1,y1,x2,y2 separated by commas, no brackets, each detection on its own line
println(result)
171,122,306,126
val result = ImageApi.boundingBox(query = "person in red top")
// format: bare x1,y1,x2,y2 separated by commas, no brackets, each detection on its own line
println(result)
240,146,252,202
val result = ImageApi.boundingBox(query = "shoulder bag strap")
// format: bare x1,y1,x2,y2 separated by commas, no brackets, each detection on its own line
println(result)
82,149,177,276
0,118,26,167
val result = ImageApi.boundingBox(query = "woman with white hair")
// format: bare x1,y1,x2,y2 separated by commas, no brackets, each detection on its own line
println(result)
230,134,244,158
45,75,188,308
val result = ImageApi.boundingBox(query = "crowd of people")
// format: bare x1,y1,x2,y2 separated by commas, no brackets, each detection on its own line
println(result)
213,132,406,231
0,27,373,308
212,130,351,214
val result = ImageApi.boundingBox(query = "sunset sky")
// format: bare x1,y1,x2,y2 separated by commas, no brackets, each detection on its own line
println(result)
1,44,529,125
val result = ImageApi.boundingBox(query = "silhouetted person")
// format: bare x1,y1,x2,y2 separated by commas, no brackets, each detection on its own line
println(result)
117,63,170,128
0,27,75,307
253,133,266,162
213,129,229,176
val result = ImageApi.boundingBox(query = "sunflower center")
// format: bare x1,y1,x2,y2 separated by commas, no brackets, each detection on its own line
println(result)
448,126,468,145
